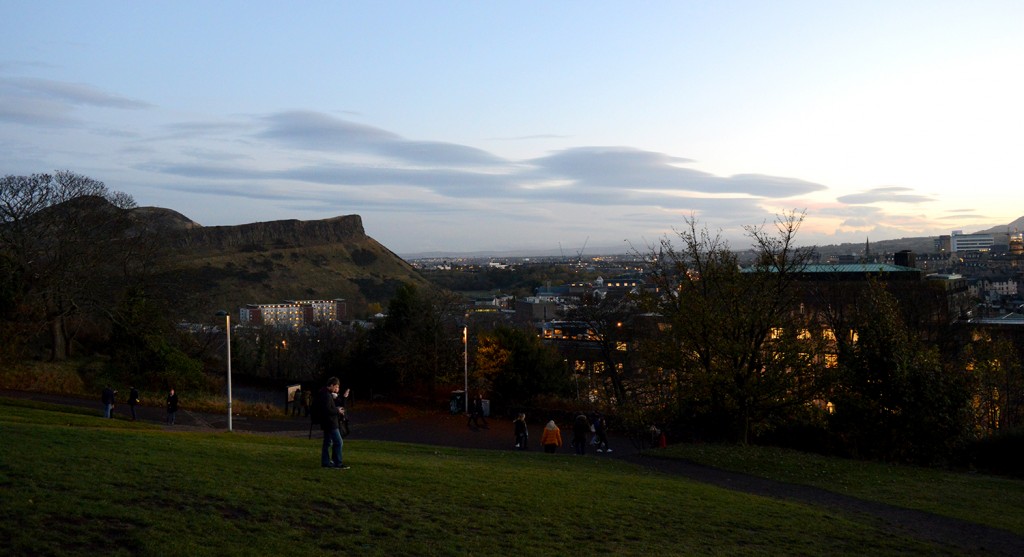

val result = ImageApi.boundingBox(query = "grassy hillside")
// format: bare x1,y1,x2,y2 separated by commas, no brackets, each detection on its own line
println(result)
1,399,1006,556
157,228,432,321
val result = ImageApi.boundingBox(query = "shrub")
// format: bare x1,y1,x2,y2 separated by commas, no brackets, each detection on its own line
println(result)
969,427,1024,478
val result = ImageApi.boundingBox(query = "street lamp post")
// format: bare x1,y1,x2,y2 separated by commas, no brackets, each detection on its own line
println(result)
463,325,468,414
216,310,233,432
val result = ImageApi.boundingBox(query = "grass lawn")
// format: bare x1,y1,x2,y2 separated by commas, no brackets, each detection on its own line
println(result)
0,399,994,556
660,443,1024,537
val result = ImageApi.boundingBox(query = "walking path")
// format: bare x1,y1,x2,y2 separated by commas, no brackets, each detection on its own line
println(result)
5,389,1023,555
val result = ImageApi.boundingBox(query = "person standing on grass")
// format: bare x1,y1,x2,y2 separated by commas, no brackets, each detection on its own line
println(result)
339,387,351,437
165,388,178,425
540,420,562,454
314,377,349,469
513,413,528,449
594,413,611,453
128,386,140,421
572,413,590,455
101,385,116,418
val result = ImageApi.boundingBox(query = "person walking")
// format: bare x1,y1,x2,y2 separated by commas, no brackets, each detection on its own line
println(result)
513,413,528,449
314,377,349,469
572,413,590,455
128,386,140,421
594,413,612,453
101,385,116,418
467,393,488,429
165,388,178,425
540,420,562,454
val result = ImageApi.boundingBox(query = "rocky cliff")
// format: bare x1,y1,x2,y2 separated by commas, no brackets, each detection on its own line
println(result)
169,215,367,253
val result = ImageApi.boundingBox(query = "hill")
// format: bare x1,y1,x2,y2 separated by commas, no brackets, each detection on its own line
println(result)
142,209,431,320
801,215,1024,259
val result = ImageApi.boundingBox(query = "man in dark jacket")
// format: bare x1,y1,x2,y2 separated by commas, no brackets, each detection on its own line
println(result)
165,388,178,425
314,377,349,469
572,413,590,455
101,386,116,418
128,386,140,421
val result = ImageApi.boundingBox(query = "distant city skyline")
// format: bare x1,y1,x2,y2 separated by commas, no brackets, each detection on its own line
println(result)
2,2,1022,255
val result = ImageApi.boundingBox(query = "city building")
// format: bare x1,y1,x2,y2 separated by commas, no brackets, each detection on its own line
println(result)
949,230,995,253
239,299,347,328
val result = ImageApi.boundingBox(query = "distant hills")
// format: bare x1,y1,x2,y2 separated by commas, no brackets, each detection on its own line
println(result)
977,215,1024,235
138,207,431,321
135,205,1024,320
813,216,1024,258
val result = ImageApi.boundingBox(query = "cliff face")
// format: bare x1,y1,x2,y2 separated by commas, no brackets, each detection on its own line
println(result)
171,215,366,252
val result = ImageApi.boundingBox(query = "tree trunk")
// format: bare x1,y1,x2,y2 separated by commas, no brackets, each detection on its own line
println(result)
49,317,67,361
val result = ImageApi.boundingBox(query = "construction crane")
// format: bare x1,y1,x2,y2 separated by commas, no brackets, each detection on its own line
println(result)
575,236,589,266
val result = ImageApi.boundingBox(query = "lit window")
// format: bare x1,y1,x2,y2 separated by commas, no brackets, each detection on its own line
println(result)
616,341,628,352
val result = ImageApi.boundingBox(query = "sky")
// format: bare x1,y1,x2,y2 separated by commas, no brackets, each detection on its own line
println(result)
2,1,1022,256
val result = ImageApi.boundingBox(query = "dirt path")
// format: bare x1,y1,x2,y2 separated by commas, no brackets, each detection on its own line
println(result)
6,389,1023,555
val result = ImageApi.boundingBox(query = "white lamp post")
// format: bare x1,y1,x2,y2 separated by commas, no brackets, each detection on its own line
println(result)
216,310,233,432
463,324,468,414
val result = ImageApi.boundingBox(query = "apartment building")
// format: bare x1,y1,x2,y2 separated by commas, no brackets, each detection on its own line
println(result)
239,298,347,328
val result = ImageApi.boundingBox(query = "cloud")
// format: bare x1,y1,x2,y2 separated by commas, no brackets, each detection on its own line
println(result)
527,147,826,198
258,110,508,167
0,77,151,109
489,133,572,141
147,114,837,229
837,186,933,204
0,77,151,127
159,120,254,140
0,96,78,126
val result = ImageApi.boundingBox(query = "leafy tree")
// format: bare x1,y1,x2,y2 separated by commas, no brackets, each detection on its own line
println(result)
636,211,824,443
961,332,1024,435
828,281,973,464
473,325,571,410
370,283,464,399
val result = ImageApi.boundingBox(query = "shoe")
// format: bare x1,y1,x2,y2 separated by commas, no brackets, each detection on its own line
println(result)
605,449,613,453
336,464,351,470
596,449,604,453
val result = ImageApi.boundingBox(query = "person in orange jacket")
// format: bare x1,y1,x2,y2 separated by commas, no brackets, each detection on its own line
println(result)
540,420,562,454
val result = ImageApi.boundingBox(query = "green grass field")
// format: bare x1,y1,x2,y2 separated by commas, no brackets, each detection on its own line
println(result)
661,443,1024,537
0,399,1016,556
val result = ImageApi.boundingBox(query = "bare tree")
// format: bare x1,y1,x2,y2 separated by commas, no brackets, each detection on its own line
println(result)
0,171,139,360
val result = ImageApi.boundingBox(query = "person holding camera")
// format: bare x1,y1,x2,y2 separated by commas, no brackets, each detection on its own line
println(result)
314,377,349,470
